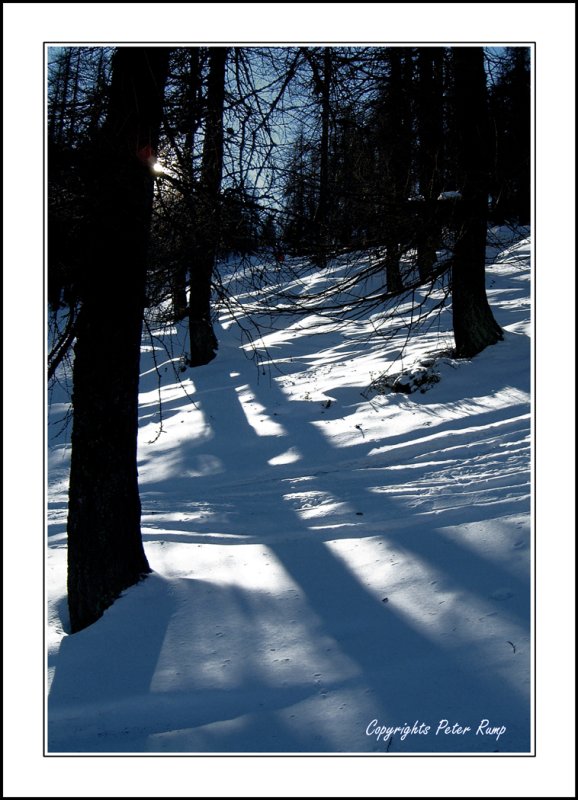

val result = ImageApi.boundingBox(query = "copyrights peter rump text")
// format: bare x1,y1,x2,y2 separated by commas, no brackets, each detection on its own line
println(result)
366,718,507,743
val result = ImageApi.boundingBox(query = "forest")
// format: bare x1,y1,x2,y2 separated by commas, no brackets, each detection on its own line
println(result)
46,44,532,755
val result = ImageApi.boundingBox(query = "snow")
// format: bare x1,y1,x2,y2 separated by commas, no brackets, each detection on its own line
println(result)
47,227,532,754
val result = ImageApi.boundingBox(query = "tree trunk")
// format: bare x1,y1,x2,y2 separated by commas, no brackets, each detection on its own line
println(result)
451,47,503,358
171,263,189,321
187,47,227,367
87,48,107,139
66,47,170,633
314,47,332,268
381,48,411,294
416,47,444,280
67,50,81,143
57,48,71,146
172,48,203,321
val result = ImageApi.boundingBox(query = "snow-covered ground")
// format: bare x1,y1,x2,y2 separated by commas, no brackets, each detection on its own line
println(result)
47,229,532,754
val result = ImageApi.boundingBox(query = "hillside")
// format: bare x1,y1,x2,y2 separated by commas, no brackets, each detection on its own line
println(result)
47,227,532,753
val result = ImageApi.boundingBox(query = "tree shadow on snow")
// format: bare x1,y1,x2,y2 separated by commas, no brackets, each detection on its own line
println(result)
49,331,530,753
133,357,530,754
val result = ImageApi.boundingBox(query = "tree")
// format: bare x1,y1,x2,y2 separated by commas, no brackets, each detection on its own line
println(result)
160,47,207,321
282,128,318,253
187,47,228,366
47,47,114,313
377,47,413,293
415,47,444,279
270,46,507,364
66,47,170,633
488,47,531,225
310,47,332,267
451,47,503,358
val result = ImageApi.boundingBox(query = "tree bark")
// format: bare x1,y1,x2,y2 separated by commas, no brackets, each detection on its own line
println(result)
66,47,170,633
451,47,503,358
57,48,71,146
187,47,227,367
314,47,332,268
381,48,411,294
416,47,444,280
172,48,203,321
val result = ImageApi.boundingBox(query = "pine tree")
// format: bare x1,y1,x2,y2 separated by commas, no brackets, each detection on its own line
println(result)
451,47,503,358
488,47,531,225
66,47,170,633
415,47,445,279
187,47,228,366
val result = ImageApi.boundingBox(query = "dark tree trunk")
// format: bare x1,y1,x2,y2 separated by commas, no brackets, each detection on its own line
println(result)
184,47,203,158
489,48,531,226
86,48,107,139
314,47,332,268
510,49,531,225
451,47,503,358
416,47,444,280
67,49,81,143
57,48,71,146
173,48,203,322
187,47,227,367
66,47,170,633
381,48,412,294
384,239,403,294
171,263,189,321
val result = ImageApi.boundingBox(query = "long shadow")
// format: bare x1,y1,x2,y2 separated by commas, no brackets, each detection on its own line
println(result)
186,357,530,752
49,324,530,753
48,576,326,753
249,381,530,629
48,574,177,751
137,390,529,514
